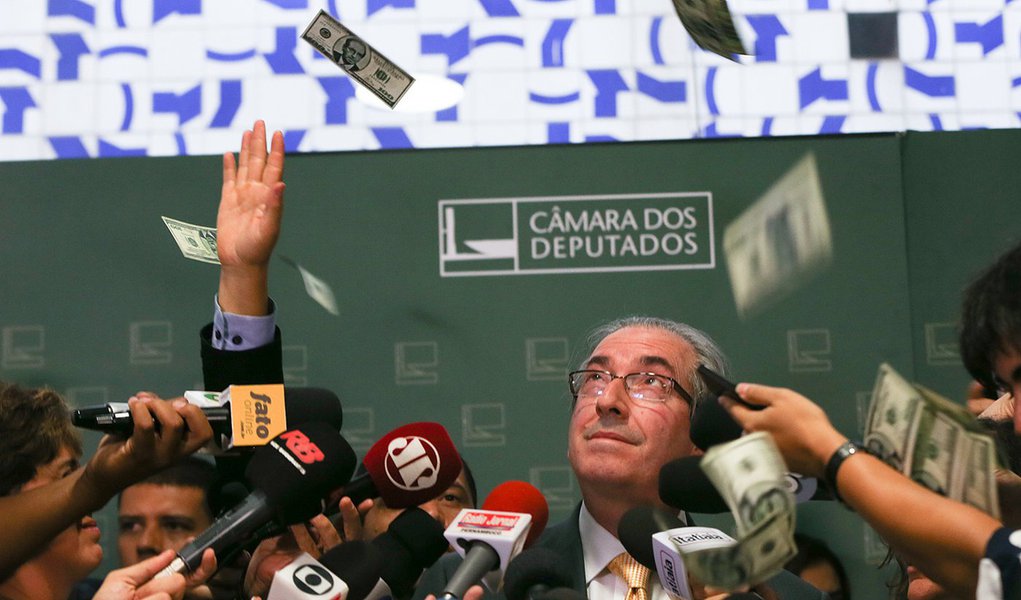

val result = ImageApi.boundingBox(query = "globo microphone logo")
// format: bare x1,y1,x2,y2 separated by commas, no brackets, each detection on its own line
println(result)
293,564,336,595
384,435,440,491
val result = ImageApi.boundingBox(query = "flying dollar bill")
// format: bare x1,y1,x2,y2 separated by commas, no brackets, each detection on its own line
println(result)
161,216,219,264
670,0,746,60
864,363,925,474
723,153,833,319
302,10,414,108
279,255,339,316
690,432,797,589
864,363,1001,519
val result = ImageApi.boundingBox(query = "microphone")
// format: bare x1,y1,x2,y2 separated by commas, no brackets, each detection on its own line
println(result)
268,543,384,600
337,422,463,510
370,506,450,598
689,393,743,451
618,506,737,600
659,457,831,514
441,481,550,600
161,422,357,575
71,385,344,453
503,547,574,600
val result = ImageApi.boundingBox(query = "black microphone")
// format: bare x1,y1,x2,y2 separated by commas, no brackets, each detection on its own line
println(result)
617,506,685,569
690,392,744,451
659,456,831,514
71,386,343,449
160,422,357,575
372,506,450,598
503,547,575,600
266,542,384,600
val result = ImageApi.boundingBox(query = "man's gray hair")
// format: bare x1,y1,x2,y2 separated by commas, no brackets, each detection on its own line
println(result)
582,315,730,408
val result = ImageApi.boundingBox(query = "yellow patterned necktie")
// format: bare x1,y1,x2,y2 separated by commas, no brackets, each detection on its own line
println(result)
608,552,650,600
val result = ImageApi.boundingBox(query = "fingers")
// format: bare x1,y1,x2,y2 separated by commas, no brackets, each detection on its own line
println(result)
175,400,213,454
263,129,285,186
185,548,218,587
247,120,268,184
463,585,486,600
222,151,236,190
126,395,158,460
289,520,320,557
339,497,365,542
308,513,343,551
120,549,178,581
145,395,187,449
236,128,252,183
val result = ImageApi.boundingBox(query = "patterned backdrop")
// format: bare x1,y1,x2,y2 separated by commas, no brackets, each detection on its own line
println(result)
0,0,1017,160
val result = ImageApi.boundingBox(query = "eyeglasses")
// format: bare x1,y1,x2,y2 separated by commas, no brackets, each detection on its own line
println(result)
568,370,694,405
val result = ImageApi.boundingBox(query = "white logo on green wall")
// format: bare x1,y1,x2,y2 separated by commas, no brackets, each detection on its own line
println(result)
438,192,715,276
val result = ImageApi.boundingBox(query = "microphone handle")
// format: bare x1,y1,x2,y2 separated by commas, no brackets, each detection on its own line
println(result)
73,405,231,436
442,542,500,600
160,489,275,575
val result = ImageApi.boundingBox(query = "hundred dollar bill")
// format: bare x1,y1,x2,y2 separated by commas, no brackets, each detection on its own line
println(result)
161,216,219,264
864,363,925,475
671,0,746,60
962,432,1000,519
302,10,414,108
280,255,339,316
723,153,832,319
701,432,794,536
690,433,796,589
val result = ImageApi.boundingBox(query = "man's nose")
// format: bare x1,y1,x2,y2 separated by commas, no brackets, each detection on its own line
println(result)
595,377,631,418
138,525,165,553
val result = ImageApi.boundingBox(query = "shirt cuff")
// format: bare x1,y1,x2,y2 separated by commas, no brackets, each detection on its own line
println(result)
212,295,276,351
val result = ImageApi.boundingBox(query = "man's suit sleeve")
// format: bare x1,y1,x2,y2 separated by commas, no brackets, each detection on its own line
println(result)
200,322,284,390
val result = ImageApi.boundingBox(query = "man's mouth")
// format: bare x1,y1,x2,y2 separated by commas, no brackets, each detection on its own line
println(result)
587,429,638,444
78,516,100,534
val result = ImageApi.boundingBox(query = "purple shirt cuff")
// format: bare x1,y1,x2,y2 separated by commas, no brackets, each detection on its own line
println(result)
212,295,276,350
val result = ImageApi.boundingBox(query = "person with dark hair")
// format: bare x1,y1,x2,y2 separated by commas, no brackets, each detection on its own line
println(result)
416,316,825,600
959,240,1021,427
116,457,220,568
0,383,215,598
785,533,849,600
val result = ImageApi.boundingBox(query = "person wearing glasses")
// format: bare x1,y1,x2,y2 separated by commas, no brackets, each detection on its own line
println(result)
416,316,824,600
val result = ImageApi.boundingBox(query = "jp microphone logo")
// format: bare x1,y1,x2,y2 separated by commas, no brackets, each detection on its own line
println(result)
293,564,336,595
384,435,441,491
280,430,326,464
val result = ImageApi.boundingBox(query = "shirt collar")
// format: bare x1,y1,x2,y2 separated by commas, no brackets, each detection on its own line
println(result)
578,502,627,585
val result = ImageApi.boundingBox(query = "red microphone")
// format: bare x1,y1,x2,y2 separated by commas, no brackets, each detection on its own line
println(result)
481,481,549,549
340,422,463,509
440,481,550,600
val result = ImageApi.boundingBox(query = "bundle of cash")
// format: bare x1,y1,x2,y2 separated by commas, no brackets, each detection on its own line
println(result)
723,153,833,319
670,0,747,60
302,10,414,108
865,363,1001,519
684,432,797,590
161,216,219,264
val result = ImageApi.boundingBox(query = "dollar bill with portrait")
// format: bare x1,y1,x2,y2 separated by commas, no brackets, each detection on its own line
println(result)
302,10,414,108
161,216,219,264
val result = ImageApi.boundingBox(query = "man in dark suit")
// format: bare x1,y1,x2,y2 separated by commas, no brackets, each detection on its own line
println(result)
415,317,826,600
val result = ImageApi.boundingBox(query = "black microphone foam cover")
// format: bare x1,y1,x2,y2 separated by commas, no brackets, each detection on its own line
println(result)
245,422,357,524
690,393,743,451
503,547,575,600
372,507,449,597
283,387,344,431
617,506,685,570
319,541,384,600
658,456,729,514
541,588,587,600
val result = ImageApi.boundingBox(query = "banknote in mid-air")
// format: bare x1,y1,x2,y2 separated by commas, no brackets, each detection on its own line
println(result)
280,255,339,316
689,432,796,589
302,9,414,108
670,0,747,60
864,363,1001,519
161,216,219,264
723,153,832,319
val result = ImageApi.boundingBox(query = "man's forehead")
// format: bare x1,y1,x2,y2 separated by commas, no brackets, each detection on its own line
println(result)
587,327,694,368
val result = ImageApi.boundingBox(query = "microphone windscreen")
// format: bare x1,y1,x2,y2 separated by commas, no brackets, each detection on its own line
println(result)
658,456,729,514
541,588,587,600
283,387,343,431
503,547,575,600
617,506,685,569
372,507,449,596
361,422,463,509
690,393,743,451
245,422,357,523
482,481,550,548
319,541,384,600
384,506,449,567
